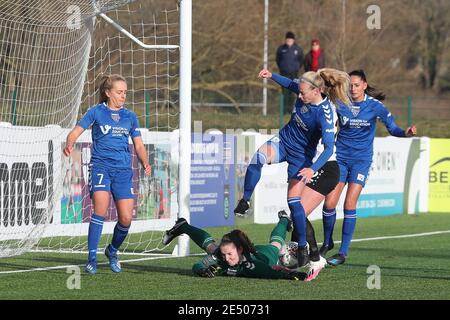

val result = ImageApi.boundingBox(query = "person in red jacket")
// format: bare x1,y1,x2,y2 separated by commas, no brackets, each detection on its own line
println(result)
304,39,326,72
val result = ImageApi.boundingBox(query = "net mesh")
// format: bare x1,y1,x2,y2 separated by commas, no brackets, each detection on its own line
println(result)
0,0,180,257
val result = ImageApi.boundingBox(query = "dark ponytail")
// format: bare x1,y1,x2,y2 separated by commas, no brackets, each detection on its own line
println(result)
349,69,386,101
98,74,127,104
220,229,256,256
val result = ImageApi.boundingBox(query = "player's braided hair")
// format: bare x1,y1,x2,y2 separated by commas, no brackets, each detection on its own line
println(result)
220,229,256,256
349,69,386,101
300,68,351,107
98,74,127,104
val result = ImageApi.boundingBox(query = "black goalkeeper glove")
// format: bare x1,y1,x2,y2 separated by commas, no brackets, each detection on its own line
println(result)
201,254,218,267
193,254,221,278
195,265,220,278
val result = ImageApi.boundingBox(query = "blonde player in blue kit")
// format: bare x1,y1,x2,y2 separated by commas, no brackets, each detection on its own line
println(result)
321,70,417,266
234,68,351,271
64,74,152,274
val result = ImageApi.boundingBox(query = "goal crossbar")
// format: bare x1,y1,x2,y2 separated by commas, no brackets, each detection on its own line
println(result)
99,13,180,49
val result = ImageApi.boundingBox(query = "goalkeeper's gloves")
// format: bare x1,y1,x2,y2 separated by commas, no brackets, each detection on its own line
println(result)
195,265,220,278
201,254,218,268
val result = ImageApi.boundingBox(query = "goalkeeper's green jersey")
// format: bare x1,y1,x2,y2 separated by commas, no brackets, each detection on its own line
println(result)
192,244,290,280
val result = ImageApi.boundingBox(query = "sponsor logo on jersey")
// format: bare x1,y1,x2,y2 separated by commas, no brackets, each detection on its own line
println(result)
100,125,112,134
294,114,308,131
111,127,129,136
341,116,349,126
349,119,371,128
226,268,238,276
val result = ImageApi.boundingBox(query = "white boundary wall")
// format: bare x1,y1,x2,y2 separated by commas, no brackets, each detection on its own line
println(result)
253,135,429,224
0,126,179,240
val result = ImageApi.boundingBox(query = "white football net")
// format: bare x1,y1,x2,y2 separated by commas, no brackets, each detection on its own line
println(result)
0,0,180,257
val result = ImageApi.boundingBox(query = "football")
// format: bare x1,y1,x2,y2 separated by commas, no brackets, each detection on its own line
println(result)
278,241,299,269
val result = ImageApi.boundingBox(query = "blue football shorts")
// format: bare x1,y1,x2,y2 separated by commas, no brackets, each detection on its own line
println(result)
89,165,135,200
337,158,372,187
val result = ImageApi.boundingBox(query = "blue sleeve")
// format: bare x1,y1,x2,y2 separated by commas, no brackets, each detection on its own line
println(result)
376,102,405,137
311,106,335,172
271,73,300,94
130,113,141,138
77,107,96,129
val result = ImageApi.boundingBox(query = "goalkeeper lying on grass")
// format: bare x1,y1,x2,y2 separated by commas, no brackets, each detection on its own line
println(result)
163,211,311,281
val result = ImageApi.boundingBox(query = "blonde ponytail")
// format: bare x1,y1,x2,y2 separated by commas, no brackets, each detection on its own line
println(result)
300,68,351,106
318,68,351,106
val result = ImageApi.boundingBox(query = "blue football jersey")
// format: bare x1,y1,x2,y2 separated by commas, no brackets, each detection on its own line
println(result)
336,94,405,161
77,103,141,168
272,73,335,172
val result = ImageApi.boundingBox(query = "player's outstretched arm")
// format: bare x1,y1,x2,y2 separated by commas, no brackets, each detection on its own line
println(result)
259,69,300,94
377,103,417,138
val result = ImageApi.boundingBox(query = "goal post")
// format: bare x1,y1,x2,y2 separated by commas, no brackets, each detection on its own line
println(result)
0,0,191,258
177,0,192,257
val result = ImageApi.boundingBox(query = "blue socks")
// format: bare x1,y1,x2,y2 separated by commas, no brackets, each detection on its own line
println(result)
322,207,336,246
288,197,307,247
88,214,105,262
243,152,267,201
109,222,130,254
339,209,357,256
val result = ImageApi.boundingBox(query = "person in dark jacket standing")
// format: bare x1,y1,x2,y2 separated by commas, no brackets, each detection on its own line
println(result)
304,39,326,72
276,32,304,113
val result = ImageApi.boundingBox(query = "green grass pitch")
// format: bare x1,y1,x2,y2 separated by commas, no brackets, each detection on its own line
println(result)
0,212,449,300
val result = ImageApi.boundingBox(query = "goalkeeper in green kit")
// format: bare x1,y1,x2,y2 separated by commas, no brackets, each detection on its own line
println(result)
162,210,307,281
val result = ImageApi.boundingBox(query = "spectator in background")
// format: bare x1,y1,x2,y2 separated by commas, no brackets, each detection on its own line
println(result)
304,39,325,72
276,32,304,113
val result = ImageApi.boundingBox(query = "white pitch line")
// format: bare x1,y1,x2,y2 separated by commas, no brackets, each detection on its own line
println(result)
320,229,450,245
1,230,450,275
0,253,204,275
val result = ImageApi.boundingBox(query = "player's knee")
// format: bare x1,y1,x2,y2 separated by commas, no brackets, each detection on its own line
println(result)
324,200,338,210
118,216,132,226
